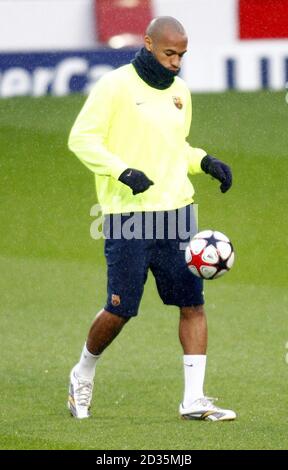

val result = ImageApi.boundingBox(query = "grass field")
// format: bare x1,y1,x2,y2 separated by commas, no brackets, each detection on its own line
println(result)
0,91,287,450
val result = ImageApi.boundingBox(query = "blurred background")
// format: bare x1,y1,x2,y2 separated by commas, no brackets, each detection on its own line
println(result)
1,0,287,451
0,0,287,96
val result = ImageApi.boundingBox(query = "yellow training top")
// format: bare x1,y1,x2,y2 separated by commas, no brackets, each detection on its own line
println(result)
68,64,206,214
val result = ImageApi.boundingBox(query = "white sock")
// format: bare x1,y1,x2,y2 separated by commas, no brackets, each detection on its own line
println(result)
182,354,207,408
75,343,100,380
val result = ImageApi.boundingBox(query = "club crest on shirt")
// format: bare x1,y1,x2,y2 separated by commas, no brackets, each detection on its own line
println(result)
173,96,183,109
111,294,121,306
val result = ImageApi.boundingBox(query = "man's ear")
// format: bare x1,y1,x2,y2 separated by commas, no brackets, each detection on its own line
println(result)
144,35,152,52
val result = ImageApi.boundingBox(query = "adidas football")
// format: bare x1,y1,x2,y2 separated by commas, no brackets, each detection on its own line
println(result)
185,230,235,280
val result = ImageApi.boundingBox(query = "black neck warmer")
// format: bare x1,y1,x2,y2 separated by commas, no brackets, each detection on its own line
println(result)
132,47,179,90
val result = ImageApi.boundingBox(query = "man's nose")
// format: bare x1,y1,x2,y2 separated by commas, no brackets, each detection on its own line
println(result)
171,55,181,69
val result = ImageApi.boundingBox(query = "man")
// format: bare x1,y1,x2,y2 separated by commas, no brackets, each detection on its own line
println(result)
67,16,236,421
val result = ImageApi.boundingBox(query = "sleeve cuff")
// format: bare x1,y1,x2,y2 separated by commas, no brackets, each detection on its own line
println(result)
188,147,207,175
110,161,130,180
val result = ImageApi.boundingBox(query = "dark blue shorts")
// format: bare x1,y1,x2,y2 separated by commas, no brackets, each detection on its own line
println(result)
103,205,204,318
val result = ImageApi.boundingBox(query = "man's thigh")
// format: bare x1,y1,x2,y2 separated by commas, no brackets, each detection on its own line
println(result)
150,238,204,307
104,238,153,318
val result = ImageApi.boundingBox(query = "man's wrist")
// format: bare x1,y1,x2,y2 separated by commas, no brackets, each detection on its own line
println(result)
111,164,130,180
200,154,215,174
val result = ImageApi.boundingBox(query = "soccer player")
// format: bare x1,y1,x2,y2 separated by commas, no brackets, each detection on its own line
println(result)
67,16,236,421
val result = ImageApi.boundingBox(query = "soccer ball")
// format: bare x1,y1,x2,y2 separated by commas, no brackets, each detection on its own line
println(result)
185,230,235,280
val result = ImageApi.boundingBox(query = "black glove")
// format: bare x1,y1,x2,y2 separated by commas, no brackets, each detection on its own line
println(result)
201,155,232,193
118,168,154,195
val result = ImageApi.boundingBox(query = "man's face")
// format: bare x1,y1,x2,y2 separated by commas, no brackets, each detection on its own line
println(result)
144,31,188,73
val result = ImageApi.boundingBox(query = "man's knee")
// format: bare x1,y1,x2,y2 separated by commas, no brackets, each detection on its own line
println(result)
99,309,131,326
180,305,206,319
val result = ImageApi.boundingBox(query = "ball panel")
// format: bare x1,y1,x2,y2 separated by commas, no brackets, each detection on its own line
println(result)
201,244,219,264
213,231,230,242
213,269,228,279
200,265,218,279
188,265,201,277
216,241,232,260
185,246,192,263
227,251,235,269
189,238,207,255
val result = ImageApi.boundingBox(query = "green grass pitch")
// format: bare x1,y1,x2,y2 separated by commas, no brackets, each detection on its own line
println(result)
0,91,287,450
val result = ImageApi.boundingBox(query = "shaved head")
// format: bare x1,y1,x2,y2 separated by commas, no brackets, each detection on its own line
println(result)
146,16,186,42
144,16,188,73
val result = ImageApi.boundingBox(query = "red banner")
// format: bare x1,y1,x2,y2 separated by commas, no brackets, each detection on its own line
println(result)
95,0,153,45
239,0,288,39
